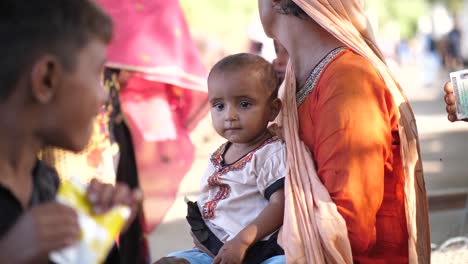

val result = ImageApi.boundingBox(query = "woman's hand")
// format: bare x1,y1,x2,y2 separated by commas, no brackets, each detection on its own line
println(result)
444,81,468,122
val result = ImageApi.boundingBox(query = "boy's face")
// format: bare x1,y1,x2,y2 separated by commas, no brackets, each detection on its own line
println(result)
41,39,108,152
208,69,279,144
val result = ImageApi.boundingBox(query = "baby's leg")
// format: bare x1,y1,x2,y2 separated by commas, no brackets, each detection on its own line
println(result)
260,255,286,264
166,249,213,264
153,256,189,264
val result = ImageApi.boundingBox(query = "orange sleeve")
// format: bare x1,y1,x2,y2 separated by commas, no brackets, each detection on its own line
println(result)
310,62,393,254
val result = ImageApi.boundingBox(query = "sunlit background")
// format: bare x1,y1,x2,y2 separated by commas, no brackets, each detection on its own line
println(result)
145,0,468,262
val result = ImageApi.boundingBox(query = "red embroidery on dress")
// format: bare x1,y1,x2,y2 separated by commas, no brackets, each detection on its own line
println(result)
201,137,280,220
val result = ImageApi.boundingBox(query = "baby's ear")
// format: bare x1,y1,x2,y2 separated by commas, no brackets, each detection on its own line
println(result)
269,98,282,121
30,55,63,104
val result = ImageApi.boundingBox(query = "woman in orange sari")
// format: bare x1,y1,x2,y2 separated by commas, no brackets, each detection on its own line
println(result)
258,0,430,263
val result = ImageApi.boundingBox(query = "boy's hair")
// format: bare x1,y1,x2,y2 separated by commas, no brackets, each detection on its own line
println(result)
0,0,113,100
209,53,280,98
279,0,307,19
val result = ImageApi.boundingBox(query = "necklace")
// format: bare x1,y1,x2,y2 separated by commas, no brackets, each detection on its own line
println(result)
296,47,345,107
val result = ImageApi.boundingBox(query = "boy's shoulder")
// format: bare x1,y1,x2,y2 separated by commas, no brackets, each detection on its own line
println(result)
32,160,60,203
0,160,59,206
0,160,59,237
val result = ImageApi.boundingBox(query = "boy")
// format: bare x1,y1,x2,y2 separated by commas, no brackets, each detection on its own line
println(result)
159,54,287,264
0,1,142,263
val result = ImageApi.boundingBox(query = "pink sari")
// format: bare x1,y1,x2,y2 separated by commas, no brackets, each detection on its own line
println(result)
278,0,430,263
97,0,208,232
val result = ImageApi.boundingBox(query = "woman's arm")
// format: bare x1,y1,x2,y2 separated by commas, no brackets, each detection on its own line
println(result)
310,61,393,254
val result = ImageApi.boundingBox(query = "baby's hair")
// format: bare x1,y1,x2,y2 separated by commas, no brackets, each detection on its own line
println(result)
209,53,280,98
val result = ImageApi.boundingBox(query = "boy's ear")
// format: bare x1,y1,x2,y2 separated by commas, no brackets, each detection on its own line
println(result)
30,55,62,104
269,98,282,121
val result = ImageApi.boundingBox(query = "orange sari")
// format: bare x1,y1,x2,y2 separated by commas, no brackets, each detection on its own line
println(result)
298,48,408,263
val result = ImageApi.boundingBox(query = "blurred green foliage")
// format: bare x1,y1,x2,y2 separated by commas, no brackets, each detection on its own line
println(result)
180,0,258,52
366,0,429,39
180,0,462,45
180,0,256,33
428,0,464,12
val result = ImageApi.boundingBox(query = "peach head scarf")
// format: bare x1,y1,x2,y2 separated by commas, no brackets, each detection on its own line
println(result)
277,0,430,263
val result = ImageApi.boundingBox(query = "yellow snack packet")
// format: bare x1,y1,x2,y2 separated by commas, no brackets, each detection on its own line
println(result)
50,178,130,264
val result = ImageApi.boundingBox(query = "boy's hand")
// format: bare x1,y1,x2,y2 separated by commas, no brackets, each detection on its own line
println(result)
213,237,249,264
86,179,143,232
0,202,79,263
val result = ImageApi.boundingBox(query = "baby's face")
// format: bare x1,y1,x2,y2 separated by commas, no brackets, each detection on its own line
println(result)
208,69,276,144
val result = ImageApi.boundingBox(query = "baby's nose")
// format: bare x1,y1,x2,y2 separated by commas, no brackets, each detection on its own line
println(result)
225,106,238,121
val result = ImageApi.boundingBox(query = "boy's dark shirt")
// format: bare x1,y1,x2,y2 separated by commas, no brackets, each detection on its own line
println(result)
0,160,120,264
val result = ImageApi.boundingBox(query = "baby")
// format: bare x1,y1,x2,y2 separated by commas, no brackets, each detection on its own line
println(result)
161,53,287,264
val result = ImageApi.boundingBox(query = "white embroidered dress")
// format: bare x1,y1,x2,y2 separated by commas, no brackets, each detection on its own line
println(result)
197,137,287,242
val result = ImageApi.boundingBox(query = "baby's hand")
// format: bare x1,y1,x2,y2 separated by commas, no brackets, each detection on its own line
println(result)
213,237,249,264
86,179,143,233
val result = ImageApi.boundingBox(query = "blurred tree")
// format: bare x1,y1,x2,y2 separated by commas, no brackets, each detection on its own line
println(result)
366,0,429,39
427,0,463,13
180,0,257,53
181,1,458,48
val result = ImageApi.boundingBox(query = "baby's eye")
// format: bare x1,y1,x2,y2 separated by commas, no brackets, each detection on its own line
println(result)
213,103,225,111
239,101,251,109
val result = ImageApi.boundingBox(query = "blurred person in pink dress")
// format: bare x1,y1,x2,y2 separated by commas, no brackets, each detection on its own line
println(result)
97,0,208,263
